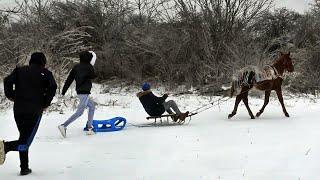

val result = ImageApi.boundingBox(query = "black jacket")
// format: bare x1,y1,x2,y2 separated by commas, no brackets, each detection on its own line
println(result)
62,61,95,95
137,90,168,116
4,65,57,114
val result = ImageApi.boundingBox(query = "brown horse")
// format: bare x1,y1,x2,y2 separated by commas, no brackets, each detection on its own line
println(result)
228,52,294,119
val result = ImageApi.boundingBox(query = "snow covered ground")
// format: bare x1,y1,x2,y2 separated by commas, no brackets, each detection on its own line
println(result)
0,86,320,180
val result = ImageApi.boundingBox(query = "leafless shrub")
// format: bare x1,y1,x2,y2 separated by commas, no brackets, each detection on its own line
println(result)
0,0,319,96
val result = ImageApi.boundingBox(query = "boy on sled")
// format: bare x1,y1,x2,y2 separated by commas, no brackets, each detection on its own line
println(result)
137,83,189,122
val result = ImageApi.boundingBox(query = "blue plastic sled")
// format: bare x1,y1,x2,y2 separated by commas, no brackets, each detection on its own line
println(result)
84,117,127,132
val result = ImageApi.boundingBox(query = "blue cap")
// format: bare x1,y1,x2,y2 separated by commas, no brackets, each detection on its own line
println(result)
142,83,151,91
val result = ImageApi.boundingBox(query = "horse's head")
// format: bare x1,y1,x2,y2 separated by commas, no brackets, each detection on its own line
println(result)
280,52,294,72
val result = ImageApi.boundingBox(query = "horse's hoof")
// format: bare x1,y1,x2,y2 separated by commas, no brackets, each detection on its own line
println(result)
285,113,290,117
251,116,255,119
256,112,261,117
228,114,234,119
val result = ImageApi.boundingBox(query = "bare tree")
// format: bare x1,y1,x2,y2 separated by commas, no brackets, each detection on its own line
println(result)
1,0,320,94
48,27,93,92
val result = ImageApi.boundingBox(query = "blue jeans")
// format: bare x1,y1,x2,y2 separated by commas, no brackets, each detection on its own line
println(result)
62,94,95,128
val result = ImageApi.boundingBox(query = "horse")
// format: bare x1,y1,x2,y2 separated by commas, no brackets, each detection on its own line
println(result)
228,52,294,119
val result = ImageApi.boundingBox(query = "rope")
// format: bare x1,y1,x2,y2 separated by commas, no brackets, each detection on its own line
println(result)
190,96,230,114
186,96,231,124
188,87,253,122
127,122,151,128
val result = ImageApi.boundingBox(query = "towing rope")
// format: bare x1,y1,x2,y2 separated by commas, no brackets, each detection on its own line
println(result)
186,96,231,124
190,96,231,114
187,87,253,124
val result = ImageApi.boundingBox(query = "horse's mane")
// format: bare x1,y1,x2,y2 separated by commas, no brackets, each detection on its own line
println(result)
272,54,284,66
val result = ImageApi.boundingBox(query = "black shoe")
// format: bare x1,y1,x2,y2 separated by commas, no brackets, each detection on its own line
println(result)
20,168,32,176
171,114,179,122
179,111,189,121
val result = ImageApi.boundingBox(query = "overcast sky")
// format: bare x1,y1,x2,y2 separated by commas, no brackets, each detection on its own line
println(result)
0,0,315,14
274,0,314,13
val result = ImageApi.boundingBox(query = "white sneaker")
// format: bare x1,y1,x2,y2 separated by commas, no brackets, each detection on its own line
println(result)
58,125,67,138
0,140,6,165
86,128,95,136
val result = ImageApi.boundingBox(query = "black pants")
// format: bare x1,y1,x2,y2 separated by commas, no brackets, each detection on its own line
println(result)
4,112,42,170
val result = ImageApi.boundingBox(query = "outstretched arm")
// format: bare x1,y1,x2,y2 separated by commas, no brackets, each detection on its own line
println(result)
156,93,168,104
61,69,75,95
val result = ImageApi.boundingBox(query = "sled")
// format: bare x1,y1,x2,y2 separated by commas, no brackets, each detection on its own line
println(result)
146,113,197,125
131,122,188,128
84,117,127,132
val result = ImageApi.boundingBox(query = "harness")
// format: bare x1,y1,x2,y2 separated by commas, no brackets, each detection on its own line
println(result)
265,65,282,80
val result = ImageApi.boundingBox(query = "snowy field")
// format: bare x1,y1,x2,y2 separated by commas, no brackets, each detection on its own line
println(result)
0,86,320,180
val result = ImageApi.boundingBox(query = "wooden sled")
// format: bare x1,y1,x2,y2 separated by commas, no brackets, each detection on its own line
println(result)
146,113,197,125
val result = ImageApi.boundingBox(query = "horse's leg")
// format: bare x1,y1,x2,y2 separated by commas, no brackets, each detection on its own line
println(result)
228,94,242,119
242,91,255,119
276,88,290,117
256,90,271,117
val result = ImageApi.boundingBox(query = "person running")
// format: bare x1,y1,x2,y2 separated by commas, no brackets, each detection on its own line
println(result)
58,51,97,138
0,52,57,175
137,83,189,122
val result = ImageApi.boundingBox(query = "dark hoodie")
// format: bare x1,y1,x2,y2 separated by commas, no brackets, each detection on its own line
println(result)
137,90,168,116
62,51,96,95
4,52,57,114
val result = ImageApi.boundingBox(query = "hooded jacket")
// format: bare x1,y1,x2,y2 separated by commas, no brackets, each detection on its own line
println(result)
137,90,168,116
62,52,96,95
4,63,57,115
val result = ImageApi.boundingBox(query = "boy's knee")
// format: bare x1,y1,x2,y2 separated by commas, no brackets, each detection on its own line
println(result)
88,103,95,111
76,108,85,116
89,106,95,112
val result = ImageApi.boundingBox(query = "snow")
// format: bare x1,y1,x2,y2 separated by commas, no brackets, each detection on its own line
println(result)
0,87,320,179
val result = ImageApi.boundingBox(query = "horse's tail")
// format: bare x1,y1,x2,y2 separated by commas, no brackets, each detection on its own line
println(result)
230,68,256,98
